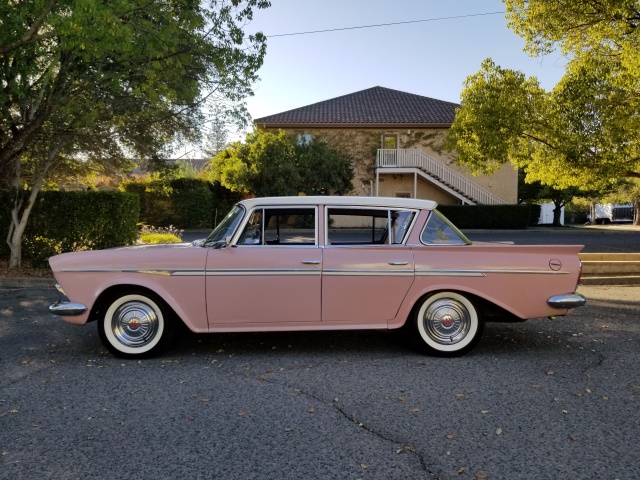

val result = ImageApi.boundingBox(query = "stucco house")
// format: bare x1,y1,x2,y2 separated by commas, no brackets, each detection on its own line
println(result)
254,86,517,205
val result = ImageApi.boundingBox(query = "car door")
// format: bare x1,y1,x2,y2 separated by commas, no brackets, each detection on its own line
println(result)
206,206,322,325
321,207,416,323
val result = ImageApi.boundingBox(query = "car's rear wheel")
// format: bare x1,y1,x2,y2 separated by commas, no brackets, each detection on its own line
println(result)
412,291,484,357
98,291,175,358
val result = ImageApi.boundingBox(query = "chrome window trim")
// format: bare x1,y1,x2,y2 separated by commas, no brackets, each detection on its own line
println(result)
233,205,319,247
324,205,419,247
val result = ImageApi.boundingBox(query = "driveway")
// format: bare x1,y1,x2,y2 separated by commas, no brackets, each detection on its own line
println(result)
1,285,638,479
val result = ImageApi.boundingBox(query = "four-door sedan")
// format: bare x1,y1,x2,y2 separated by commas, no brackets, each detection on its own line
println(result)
49,196,586,358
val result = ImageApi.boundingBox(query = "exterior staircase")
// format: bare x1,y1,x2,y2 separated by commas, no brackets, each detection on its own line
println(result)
376,149,506,205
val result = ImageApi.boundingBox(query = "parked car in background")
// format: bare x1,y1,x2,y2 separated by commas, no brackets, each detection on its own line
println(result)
49,196,586,358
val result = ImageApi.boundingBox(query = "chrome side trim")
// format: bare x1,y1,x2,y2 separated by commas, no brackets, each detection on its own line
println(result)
60,268,206,276
416,268,569,276
206,269,321,276
547,294,587,309
323,268,413,277
416,270,486,277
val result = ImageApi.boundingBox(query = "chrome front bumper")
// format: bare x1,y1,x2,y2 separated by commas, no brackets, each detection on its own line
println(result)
49,284,87,316
547,294,587,309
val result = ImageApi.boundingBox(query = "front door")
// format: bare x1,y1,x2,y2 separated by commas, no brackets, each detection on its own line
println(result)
206,206,321,325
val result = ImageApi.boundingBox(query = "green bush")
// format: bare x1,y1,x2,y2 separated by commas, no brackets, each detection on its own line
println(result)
528,204,542,226
0,190,140,261
122,178,240,229
139,233,182,244
437,204,533,229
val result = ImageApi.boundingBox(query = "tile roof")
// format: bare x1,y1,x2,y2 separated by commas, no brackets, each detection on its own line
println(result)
254,86,459,126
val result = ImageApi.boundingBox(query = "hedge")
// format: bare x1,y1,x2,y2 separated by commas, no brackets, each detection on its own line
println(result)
0,190,139,263
122,178,240,229
437,204,536,229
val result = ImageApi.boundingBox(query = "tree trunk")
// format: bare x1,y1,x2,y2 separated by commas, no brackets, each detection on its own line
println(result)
634,201,640,226
552,202,563,227
589,203,597,225
7,183,44,268
6,148,57,268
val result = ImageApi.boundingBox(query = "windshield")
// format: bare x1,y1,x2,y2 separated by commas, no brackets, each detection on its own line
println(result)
203,205,245,246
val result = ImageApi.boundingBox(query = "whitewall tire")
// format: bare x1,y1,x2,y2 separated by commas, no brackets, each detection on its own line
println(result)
413,291,484,357
98,292,175,358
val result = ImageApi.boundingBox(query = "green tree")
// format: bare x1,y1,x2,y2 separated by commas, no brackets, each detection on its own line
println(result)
295,138,354,195
207,130,354,197
518,170,583,226
203,105,232,158
1,0,269,267
446,1,640,212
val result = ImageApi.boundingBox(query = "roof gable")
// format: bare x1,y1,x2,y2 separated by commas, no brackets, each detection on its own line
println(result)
254,86,459,126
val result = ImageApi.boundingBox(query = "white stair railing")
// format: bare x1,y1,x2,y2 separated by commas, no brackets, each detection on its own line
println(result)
377,149,506,205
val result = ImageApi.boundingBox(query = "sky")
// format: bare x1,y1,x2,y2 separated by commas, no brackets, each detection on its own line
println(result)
194,0,568,153
243,0,566,117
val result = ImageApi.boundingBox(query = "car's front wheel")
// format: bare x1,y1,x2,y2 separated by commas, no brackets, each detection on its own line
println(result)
98,291,175,358
412,291,484,357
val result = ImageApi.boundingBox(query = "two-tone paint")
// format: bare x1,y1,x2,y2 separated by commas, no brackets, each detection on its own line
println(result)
49,196,585,335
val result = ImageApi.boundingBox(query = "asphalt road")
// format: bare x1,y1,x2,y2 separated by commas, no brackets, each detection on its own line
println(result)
1,286,639,479
463,226,640,253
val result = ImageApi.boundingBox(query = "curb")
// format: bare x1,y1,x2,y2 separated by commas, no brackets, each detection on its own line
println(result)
580,276,640,286
0,277,54,288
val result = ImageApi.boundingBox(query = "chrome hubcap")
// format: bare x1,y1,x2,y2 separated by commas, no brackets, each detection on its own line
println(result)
111,301,159,347
423,298,471,345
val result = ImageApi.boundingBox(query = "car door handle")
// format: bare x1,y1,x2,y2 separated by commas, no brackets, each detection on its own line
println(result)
388,261,409,265
301,260,321,265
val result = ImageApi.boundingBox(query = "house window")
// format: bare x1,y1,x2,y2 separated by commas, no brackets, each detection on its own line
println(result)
297,134,312,145
395,192,411,198
382,134,398,149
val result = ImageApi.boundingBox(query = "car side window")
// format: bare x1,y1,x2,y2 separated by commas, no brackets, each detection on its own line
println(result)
421,210,470,245
238,208,316,245
327,208,415,245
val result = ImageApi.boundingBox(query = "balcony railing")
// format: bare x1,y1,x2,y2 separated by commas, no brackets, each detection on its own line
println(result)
376,149,506,205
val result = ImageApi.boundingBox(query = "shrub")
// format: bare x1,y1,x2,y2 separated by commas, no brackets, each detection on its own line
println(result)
122,178,240,229
0,190,140,261
139,233,182,244
139,224,184,239
23,236,63,268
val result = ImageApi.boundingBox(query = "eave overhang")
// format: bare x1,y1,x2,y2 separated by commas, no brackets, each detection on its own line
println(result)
254,122,453,130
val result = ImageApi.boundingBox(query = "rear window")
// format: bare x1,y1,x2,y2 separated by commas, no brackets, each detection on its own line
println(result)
421,210,470,245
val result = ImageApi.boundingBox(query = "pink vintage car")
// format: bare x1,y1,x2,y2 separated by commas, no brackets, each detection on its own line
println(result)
49,196,586,358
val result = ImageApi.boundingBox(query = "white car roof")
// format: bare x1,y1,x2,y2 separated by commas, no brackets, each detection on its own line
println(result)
238,196,437,210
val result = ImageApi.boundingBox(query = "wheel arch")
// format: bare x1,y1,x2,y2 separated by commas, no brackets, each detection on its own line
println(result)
89,284,186,329
391,285,523,329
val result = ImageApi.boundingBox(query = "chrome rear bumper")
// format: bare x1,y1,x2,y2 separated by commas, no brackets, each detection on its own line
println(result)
547,294,587,309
